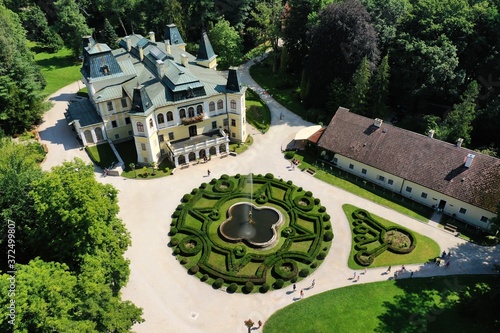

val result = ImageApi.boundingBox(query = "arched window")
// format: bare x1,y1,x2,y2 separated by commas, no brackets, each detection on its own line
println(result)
137,122,144,132
167,111,173,121
149,119,154,128
197,105,203,115
188,107,195,117
179,108,186,118
217,99,223,110
157,113,165,124
230,99,237,109
209,101,215,112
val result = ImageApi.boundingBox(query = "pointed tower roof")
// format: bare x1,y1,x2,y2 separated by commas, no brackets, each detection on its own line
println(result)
164,24,185,47
226,68,242,92
197,31,216,61
131,84,153,113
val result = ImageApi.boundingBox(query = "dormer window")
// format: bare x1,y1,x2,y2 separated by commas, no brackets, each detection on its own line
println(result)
102,64,110,75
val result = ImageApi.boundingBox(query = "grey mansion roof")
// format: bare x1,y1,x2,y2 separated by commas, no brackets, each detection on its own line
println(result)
81,28,240,117
318,107,500,213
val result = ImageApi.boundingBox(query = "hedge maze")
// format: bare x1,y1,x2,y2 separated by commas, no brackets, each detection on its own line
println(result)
351,209,416,266
169,173,333,293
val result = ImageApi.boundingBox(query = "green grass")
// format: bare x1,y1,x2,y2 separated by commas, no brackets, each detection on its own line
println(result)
29,42,82,97
264,274,500,333
229,135,254,154
343,204,440,269
249,55,308,120
245,88,271,132
85,143,118,169
289,150,433,222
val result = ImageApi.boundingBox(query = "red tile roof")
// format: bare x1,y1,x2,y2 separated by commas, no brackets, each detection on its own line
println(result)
318,107,500,212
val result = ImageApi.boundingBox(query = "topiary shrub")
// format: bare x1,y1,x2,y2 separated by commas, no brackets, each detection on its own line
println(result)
324,231,334,242
180,257,188,265
213,278,224,289
191,188,199,194
324,224,331,230
173,247,181,255
256,194,268,204
243,281,254,293
200,274,209,282
233,245,246,258
260,283,270,293
172,210,181,218
170,237,180,246
209,209,220,221
318,206,326,213
317,252,327,260
178,236,203,256
284,151,295,159
282,227,295,237
188,265,199,274
297,187,303,192
235,173,241,178
298,268,309,277
199,183,207,189
227,283,238,293
210,178,217,185
293,195,314,211
169,227,178,236
265,173,274,179
290,276,298,283
273,259,298,280
221,174,229,180
314,198,321,205
182,194,193,203
287,180,293,185
310,262,318,269
273,279,284,289
305,191,312,197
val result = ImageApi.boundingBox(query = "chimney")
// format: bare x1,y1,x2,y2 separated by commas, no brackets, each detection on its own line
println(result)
181,53,189,67
124,36,131,52
82,35,93,49
464,153,475,168
456,138,464,147
165,39,171,54
149,31,155,42
374,118,383,128
139,45,144,61
428,129,435,138
156,60,164,77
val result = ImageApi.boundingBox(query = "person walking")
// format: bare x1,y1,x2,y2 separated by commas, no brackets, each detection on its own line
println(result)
300,289,304,299
410,271,414,278
292,284,296,292
207,169,211,176
353,272,357,279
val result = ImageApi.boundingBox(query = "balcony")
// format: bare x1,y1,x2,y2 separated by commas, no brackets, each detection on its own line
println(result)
168,129,228,156
181,113,204,125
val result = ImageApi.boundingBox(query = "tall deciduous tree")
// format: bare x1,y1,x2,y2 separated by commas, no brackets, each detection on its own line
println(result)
304,0,379,107
209,18,243,69
0,4,48,135
134,0,185,38
54,0,92,57
348,57,372,115
248,0,284,73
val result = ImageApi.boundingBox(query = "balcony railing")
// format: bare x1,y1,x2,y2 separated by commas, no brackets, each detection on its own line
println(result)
181,113,204,125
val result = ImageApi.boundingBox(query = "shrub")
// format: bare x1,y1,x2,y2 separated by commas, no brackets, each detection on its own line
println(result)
201,274,209,282
297,187,303,192
199,183,207,189
177,204,185,210
287,180,293,185
227,283,238,293
180,257,188,265
324,224,331,230
284,151,295,159
191,188,199,194
310,262,318,269
273,259,298,280
318,206,326,213
221,174,229,180
244,281,254,293
213,278,224,289
305,191,312,197
293,195,314,211
324,231,334,242
265,173,274,179
178,236,203,255
273,279,284,289
314,198,320,205
260,283,270,293
172,210,181,218
323,214,331,222
290,276,298,283
188,265,199,274
233,245,246,258
173,247,181,255
317,252,327,260
282,227,295,237
299,268,309,277
210,178,217,184
170,237,180,246
182,194,193,202
169,227,178,236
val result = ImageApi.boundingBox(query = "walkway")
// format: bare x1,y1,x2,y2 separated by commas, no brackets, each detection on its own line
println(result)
38,60,500,333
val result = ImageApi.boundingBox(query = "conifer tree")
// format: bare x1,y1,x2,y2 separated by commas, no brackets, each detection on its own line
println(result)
348,57,372,115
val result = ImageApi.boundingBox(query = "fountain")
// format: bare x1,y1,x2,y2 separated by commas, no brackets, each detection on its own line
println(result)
219,174,284,248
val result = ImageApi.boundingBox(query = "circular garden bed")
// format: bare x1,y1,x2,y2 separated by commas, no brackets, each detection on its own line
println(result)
168,173,333,293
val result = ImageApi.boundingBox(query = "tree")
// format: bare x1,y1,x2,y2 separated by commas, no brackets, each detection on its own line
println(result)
209,18,243,69
325,78,348,118
443,81,479,145
0,4,48,135
54,0,92,57
370,53,390,118
348,57,372,115
304,0,379,107
133,0,185,39
18,4,63,52
248,0,284,73
28,158,131,292
100,18,118,49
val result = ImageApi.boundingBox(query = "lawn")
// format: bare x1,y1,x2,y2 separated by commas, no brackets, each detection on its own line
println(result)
264,274,500,333
85,143,118,169
115,139,174,178
245,88,271,133
29,42,82,97
229,134,254,154
343,204,440,269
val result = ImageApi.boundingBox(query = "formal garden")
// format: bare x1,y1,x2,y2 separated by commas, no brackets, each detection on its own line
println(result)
168,173,334,293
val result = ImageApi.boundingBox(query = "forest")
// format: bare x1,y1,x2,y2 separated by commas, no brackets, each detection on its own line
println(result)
1,0,500,153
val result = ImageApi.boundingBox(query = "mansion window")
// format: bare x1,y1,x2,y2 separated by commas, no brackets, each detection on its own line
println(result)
125,117,131,124
121,98,127,108
197,105,203,115
480,216,489,223
157,113,165,124
406,186,412,193
188,107,195,117
158,134,164,142
223,118,228,126
149,119,154,128
212,121,217,129
179,109,186,118
217,99,223,110
231,119,236,127
111,120,118,128
459,208,467,214
231,132,235,138
137,122,144,132
348,164,354,170
141,143,146,150
378,175,385,182
107,101,113,111
115,134,120,139
421,192,428,199
167,111,173,122
168,132,174,140
361,168,367,174
230,99,236,109
209,101,215,112
388,179,394,185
